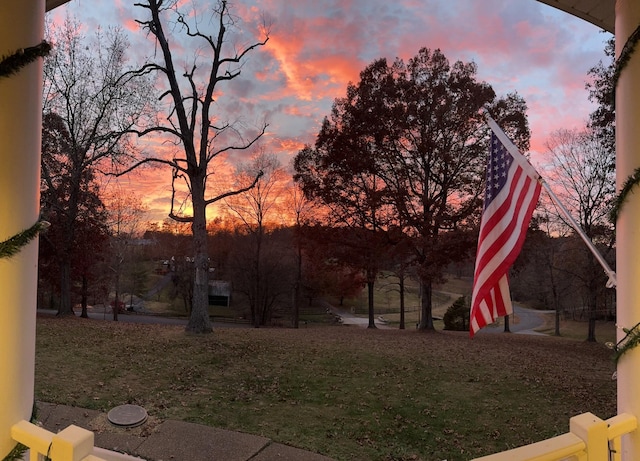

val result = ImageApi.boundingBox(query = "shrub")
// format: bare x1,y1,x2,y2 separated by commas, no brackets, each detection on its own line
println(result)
443,296,469,331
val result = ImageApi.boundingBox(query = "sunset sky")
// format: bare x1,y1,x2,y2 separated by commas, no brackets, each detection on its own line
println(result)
48,0,613,224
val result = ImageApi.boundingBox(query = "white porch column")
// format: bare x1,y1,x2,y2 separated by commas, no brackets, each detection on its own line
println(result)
615,0,640,460
0,0,45,456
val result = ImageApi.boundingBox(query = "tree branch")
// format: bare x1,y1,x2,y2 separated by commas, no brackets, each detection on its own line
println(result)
207,122,268,162
112,156,185,177
205,170,263,206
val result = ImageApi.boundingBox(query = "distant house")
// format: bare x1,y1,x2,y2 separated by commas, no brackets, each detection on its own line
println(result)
208,280,231,307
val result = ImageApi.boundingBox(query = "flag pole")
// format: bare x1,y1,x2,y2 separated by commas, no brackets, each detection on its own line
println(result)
540,179,617,288
484,114,617,289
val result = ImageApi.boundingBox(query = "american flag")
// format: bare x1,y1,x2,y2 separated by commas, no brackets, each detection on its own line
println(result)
469,120,541,337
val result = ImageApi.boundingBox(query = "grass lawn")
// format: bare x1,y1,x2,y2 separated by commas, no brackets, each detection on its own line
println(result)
35,315,616,461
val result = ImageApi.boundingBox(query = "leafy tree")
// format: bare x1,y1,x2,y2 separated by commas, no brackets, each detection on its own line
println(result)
122,0,269,333
294,60,403,329
443,296,469,331
586,37,615,161
382,51,529,331
42,17,152,316
297,225,366,307
40,112,111,316
295,48,529,331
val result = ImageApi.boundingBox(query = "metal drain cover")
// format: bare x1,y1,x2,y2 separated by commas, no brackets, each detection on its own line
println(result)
107,404,148,428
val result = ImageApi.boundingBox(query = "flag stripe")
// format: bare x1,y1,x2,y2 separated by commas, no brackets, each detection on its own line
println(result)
473,275,511,332
472,172,540,302
473,169,532,283
470,125,541,337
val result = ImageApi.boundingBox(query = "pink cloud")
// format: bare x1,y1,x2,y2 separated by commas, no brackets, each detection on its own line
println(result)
49,0,612,223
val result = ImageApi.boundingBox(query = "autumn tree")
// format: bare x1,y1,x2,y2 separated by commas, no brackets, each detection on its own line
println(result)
295,48,529,331
122,0,269,333
298,225,366,307
42,17,152,316
384,52,529,331
294,59,400,328
40,113,110,316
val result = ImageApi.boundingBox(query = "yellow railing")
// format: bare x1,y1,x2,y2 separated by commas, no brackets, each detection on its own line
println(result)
473,412,637,461
8,412,637,461
11,420,106,461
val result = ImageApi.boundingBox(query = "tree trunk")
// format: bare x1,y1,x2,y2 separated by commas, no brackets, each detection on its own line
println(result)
187,190,213,334
255,227,263,327
113,271,119,322
57,259,74,316
57,174,81,317
504,314,510,333
587,299,597,342
418,280,434,330
399,276,405,330
293,235,302,329
367,278,376,329
552,281,561,336
80,274,88,318
586,254,598,342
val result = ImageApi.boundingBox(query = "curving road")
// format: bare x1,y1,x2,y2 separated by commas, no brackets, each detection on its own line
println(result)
479,304,554,335
36,308,249,328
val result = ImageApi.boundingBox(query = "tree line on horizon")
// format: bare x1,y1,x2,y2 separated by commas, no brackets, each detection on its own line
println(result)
38,1,616,340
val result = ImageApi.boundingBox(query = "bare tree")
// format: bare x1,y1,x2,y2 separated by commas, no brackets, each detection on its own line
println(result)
121,0,269,333
287,181,317,328
225,152,287,326
544,127,615,342
43,17,153,316
102,187,148,320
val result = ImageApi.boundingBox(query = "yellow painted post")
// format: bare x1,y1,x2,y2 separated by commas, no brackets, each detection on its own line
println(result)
50,425,96,461
569,413,608,460
615,0,640,460
0,0,45,457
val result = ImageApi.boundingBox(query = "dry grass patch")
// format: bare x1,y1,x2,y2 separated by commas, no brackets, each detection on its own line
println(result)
36,316,616,461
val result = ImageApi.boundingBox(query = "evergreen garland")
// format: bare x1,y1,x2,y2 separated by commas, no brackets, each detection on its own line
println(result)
0,40,52,260
612,25,640,97
0,41,51,80
0,40,52,262
1,404,40,461
607,322,640,365
0,221,49,260
1,444,28,461
610,24,640,223
610,167,640,223
608,24,640,366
